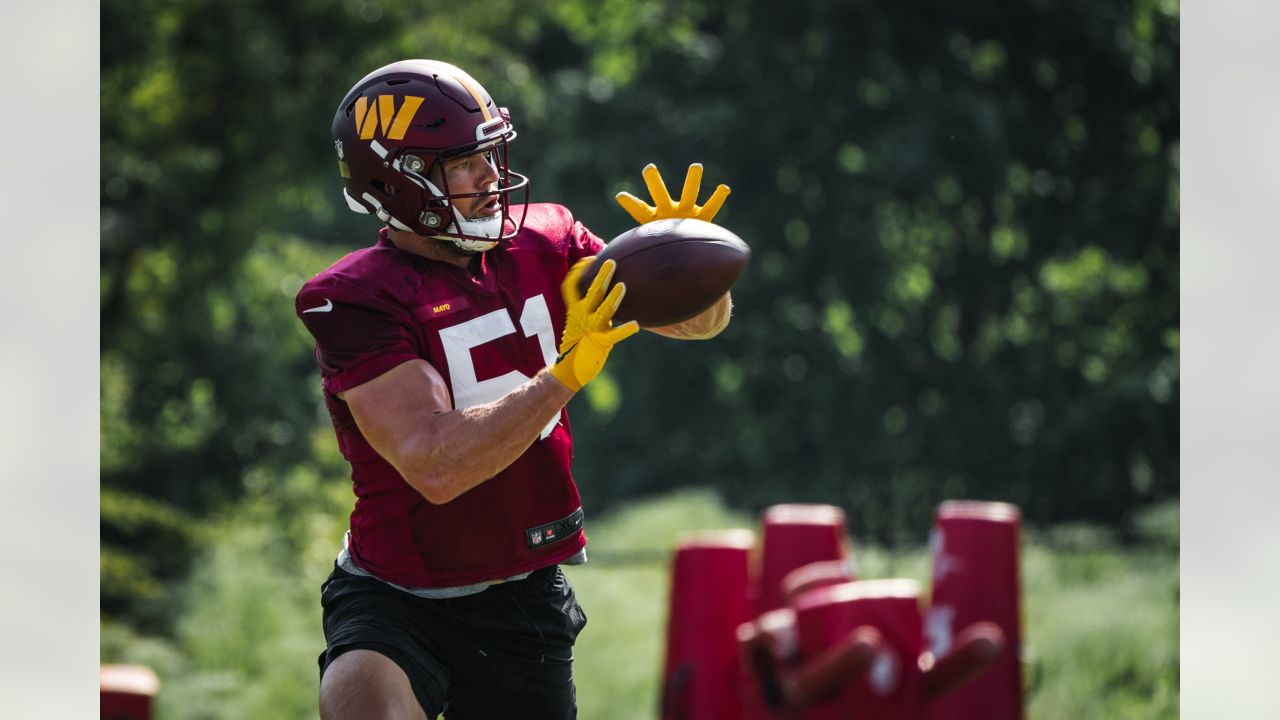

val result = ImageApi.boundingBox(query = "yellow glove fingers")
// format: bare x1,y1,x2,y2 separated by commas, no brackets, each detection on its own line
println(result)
550,278,637,392
642,163,675,211
604,320,640,344
677,163,704,213
697,183,732,222
563,256,595,303
584,259,617,311
618,162,732,224
614,192,656,224
569,256,594,278
590,281,627,331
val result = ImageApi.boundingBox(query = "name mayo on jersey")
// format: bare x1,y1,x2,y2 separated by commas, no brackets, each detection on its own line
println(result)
412,295,469,322
296,203,606,588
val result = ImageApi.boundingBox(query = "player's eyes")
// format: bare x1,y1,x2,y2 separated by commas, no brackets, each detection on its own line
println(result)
446,153,494,175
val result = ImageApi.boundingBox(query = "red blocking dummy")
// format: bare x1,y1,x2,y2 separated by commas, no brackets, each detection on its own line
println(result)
101,665,159,720
791,579,927,720
783,559,857,606
662,529,757,720
925,501,1024,720
756,504,851,616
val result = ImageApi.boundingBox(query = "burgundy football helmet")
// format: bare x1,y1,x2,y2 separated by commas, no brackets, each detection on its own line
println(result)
331,59,529,252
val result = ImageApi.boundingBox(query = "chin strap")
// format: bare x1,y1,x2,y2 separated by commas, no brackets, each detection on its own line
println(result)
420,175,502,252
434,231,498,253
346,188,416,232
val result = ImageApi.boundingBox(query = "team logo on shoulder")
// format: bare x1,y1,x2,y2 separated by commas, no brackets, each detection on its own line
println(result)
354,95,425,141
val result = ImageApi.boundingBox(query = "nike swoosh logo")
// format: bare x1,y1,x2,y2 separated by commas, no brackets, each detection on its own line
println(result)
302,299,334,314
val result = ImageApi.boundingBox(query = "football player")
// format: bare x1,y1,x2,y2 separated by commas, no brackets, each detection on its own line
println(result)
298,59,732,719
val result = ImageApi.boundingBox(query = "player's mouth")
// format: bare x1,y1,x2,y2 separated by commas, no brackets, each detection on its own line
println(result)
466,196,501,221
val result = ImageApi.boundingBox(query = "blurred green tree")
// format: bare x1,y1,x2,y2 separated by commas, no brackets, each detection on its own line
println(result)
551,0,1178,545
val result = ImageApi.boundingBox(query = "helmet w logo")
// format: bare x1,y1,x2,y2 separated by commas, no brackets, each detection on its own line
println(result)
354,95,425,141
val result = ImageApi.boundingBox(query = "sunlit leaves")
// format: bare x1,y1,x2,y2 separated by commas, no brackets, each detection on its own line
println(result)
891,263,934,305
990,224,1029,263
550,0,704,86
969,41,1007,82
128,65,182,130
931,305,962,362
1040,246,1149,300
838,143,869,174
857,78,892,110
102,546,164,603
102,487,202,620
822,301,866,361
102,356,141,475
583,370,622,414
156,378,220,452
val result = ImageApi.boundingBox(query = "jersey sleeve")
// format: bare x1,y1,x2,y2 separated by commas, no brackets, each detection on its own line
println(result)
567,217,607,265
296,277,421,395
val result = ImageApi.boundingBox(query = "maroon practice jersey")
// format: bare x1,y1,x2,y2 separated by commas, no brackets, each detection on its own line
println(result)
296,203,605,587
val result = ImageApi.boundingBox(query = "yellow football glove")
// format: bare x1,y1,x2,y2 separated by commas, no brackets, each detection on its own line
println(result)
550,258,640,392
614,163,732,224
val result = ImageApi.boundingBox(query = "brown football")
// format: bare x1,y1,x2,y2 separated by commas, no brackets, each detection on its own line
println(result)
576,218,751,327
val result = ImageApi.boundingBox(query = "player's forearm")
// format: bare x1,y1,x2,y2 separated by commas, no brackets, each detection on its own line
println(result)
397,370,574,503
647,292,732,340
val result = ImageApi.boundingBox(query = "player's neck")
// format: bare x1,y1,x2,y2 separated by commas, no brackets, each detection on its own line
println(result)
386,227,476,269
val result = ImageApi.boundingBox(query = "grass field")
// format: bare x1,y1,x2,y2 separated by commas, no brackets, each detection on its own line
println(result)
102,488,1178,718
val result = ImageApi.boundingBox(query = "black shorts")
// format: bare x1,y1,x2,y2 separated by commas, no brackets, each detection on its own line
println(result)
317,563,588,719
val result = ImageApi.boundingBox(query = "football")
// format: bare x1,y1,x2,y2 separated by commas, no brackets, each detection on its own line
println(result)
576,218,751,327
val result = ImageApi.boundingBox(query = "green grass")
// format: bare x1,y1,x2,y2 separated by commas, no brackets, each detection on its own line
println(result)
1020,527,1179,719
102,488,1178,719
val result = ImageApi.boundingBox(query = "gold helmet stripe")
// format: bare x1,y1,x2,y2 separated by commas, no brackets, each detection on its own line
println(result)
450,71,494,122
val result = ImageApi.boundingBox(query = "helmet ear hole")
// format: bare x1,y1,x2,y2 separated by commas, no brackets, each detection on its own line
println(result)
422,209,447,228
404,155,427,174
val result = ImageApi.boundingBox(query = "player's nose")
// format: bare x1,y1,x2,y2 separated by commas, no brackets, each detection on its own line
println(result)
476,155,499,187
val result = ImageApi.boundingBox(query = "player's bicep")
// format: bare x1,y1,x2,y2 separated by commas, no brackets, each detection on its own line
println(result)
341,359,453,467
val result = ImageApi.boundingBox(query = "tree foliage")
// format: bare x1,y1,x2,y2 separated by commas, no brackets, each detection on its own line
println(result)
102,0,1178,622
556,0,1179,544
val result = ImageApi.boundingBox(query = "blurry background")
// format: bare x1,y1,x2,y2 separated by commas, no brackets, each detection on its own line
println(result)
100,0,1179,717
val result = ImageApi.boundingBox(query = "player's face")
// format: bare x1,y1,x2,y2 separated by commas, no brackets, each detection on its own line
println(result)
435,150,501,221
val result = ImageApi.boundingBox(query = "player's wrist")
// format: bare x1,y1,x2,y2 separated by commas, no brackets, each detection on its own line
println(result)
548,355,583,393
